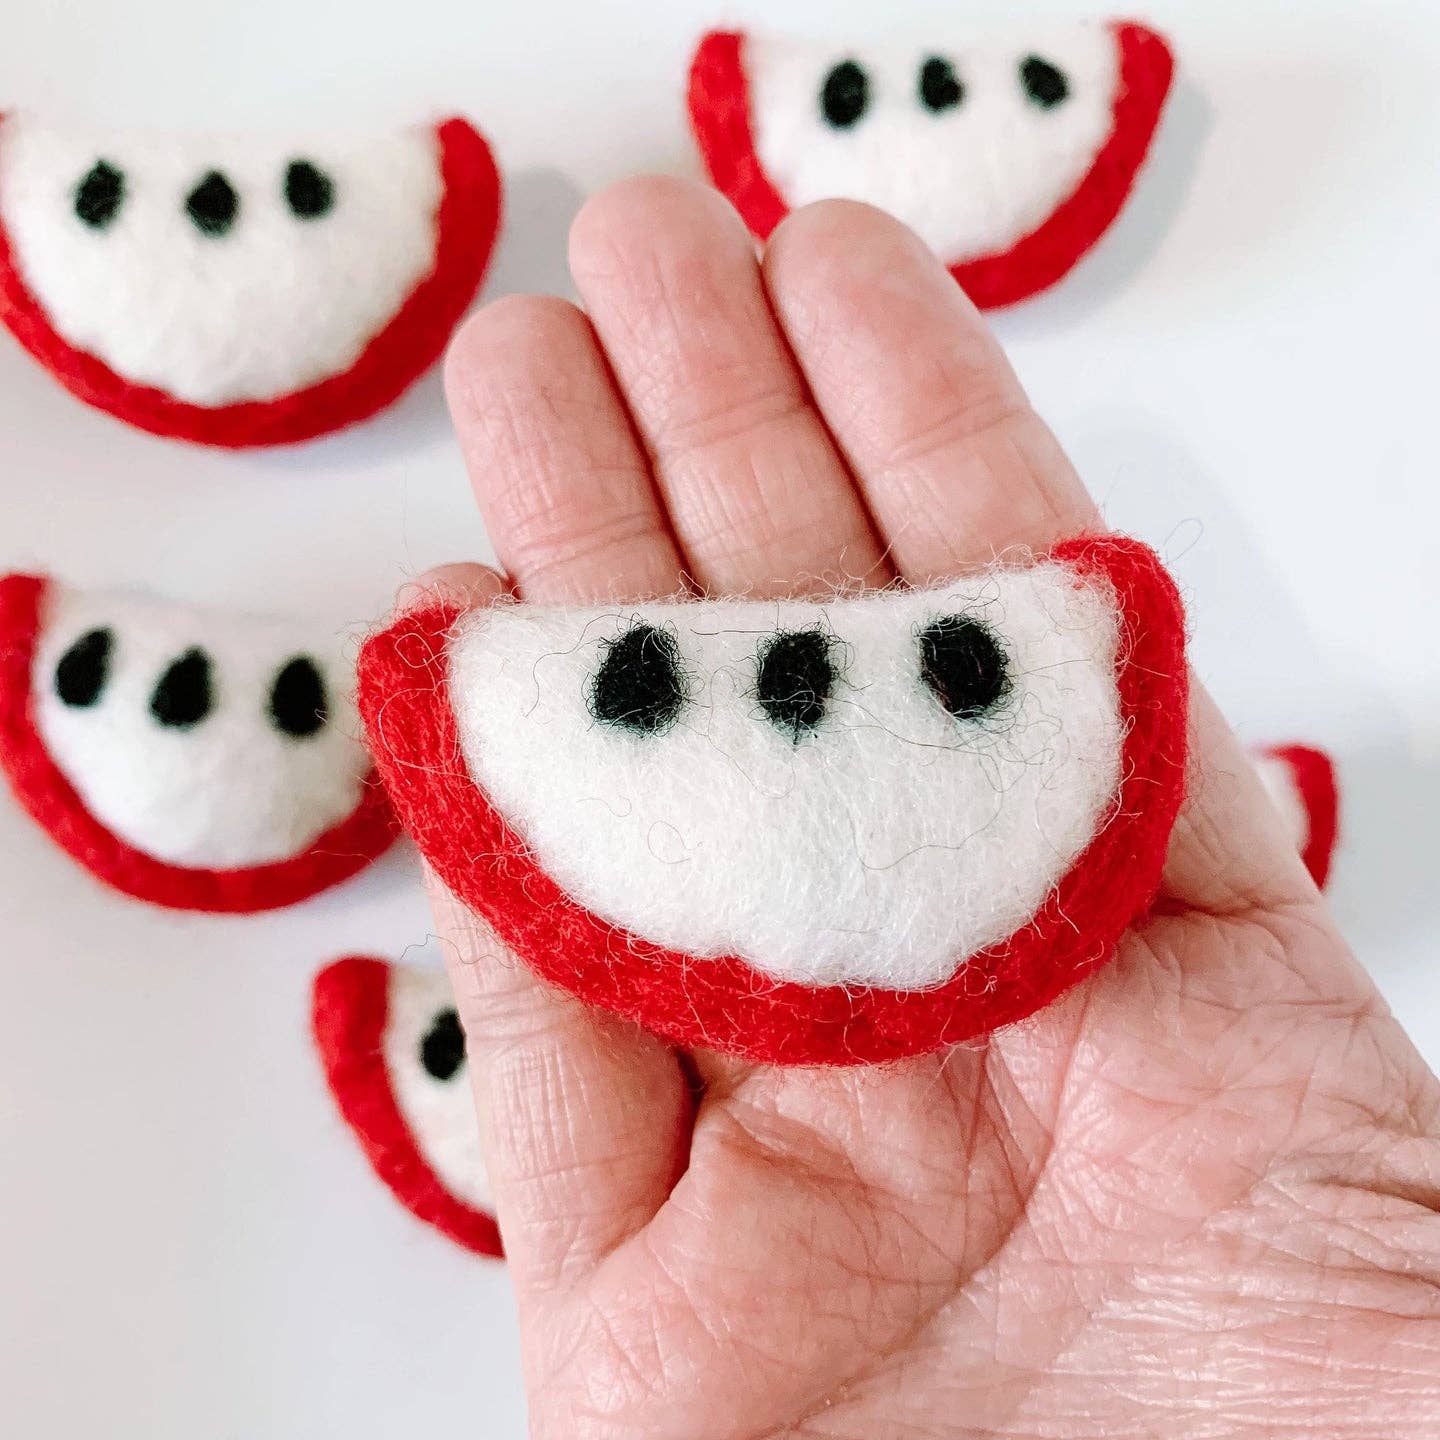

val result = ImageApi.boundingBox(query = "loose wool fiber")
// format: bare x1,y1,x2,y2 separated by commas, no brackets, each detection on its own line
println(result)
449,562,1122,991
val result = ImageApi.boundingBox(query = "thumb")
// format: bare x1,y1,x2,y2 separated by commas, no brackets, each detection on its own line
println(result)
428,872,690,1290
396,565,691,1291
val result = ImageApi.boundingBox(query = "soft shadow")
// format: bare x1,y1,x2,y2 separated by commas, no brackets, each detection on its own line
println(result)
1064,414,1331,709
1068,417,1439,958
1328,739,1440,952
484,165,588,303
993,79,1213,338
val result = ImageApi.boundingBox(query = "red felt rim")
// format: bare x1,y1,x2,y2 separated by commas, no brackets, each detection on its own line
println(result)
0,573,398,913
687,22,1175,310
1264,743,1340,890
0,116,502,448
357,535,1188,1066
311,956,503,1259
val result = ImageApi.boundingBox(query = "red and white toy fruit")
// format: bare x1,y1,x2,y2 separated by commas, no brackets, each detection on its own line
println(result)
0,573,396,912
0,114,500,446
688,22,1174,308
312,956,500,1259
1252,742,1341,890
357,536,1188,1066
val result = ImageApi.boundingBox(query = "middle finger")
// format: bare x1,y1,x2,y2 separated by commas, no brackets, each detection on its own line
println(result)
569,176,890,598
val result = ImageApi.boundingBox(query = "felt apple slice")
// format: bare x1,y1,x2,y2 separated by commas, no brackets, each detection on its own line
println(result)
1252,743,1340,890
312,956,501,1258
0,573,396,912
688,22,1174,308
358,536,1187,1066
0,113,500,446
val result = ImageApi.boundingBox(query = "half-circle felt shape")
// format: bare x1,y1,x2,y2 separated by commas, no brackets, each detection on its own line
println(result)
357,535,1188,1066
0,115,500,446
1253,742,1340,890
312,956,501,1259
687,22,1174,309
0,573,396,912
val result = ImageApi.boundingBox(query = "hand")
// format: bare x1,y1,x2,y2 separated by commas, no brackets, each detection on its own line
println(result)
420,178,1440,1438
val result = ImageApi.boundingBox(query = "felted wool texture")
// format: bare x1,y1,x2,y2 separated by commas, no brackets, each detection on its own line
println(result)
358,536,1189,1067
312,957,501,1259
0,573,397,913
449,563,1123,991
0,115,501,446
687,22,1174,309
1252,743,1340,890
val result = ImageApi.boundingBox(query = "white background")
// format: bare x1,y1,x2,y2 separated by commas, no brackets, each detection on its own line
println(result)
1,1,1437,1435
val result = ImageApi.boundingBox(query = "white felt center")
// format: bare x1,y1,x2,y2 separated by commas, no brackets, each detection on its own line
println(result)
448,565,1124,991
384,965,490,1214
1254,753,1310,854
0,115,443,406
746,26,1119,264
33,585,370,869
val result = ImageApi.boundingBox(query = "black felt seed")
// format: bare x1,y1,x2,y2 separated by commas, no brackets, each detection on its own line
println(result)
74,161,125,230
420,1008,465,1082
589,624,686,735
54,628,113,708
149,648,214,729
820,59,869,129
918,616,1009,720
185,170,239,236
918,56,964,113
268,656,328,738
284,159,335,220
1021,55,1070,109
756,629,835,741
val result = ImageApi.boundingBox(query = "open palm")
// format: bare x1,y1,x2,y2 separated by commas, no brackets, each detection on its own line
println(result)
422,178,1440,1438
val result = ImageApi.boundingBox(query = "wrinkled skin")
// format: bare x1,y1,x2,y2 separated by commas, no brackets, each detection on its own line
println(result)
417,177,1440,1438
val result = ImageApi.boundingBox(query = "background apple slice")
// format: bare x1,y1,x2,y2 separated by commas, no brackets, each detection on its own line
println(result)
312,955,501,1260
688,22,1174,308
358,535,1187,1065
0,572,396,911
1253,742,1341,889
0,114,501,445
